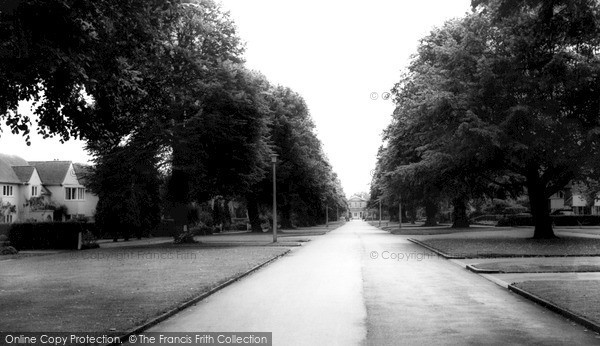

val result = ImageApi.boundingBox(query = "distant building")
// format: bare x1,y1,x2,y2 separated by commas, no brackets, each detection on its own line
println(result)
549,183,600,215
0,153,98,223
347,195,367,219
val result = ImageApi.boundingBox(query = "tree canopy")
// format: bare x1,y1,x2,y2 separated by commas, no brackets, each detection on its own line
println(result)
1,0,347,237
373,0,600,238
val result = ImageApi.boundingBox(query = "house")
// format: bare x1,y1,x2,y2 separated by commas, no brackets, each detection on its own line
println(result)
0,153,98,223
549,183,600,215
347,195,367,219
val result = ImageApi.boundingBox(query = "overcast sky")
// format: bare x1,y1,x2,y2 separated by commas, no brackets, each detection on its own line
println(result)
0,0,472,197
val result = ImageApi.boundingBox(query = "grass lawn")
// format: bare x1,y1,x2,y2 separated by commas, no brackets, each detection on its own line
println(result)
368,221,504,235
418,237,600,258
0,243,289,332
514,280,600,326
473,260,600,273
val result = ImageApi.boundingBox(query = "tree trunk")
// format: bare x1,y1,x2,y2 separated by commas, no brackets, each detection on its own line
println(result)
388,205,398,222
408,206,417,224
169,170,189,237
527,175,556,239
423,200,438,226
246,195,263,232
451,197,470,228
168,130,191,239
401,205,408,223
280,203,294,229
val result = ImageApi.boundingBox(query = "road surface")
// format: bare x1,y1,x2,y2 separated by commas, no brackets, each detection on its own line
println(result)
147,221,600,345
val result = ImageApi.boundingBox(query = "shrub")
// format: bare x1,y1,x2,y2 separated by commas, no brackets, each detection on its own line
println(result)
0,224,10,237
198,210,214,227
152,219,176,237
497,214,600,227
80,230,99,249
189,225,212,236
229,222,248,231
7,222,91,250
0,246,18,255
173,229,197,244
552,215,600,226
497,214,533,226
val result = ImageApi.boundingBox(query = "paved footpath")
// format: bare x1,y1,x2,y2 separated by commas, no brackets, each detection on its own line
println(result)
147,221,600,345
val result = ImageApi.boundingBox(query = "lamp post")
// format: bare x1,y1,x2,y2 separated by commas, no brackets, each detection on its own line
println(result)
379,199,382,227
271,153,278,243
399,197,402,230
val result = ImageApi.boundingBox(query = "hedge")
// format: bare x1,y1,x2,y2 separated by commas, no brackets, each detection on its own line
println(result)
151,219,176,237
0,224,10,237
7,222,96,250
497,214,600,227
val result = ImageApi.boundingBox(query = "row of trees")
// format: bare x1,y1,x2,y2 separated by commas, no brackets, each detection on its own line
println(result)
370,0,600,239
1,0,346,238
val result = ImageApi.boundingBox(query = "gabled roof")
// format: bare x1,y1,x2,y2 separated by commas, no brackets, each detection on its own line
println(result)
12,166,35,183
0,153,28,166
0,153,27,184
348,195,367,202
28,161,72,186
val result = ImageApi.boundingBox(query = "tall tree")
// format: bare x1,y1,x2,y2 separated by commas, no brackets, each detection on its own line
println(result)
246,85,346,230
0,0,180,142
378,2,600,238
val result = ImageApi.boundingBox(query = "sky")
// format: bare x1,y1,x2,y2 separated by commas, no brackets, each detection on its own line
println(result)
0,0,472,197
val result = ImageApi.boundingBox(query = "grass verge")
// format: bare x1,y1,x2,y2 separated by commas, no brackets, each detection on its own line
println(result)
513,280,600,329
0,244,289,332
417,237,600,258
472,260,600,273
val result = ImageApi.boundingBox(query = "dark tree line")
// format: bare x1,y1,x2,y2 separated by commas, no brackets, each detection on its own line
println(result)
1,0,347,239
371,0,600,238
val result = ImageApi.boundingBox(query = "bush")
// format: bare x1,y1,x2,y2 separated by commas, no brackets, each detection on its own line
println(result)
0,246,18,255
230,222,248,231
173,229,197,244
198,210,214,227
0,224,10,237
552,215,600,226
7,222,95,250
80,230,99,249
497,214,533,226
152,219,176,237
497,214,600,227
190,224,214,236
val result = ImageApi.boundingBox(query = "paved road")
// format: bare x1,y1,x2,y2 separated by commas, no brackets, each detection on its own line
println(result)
147,221,600,345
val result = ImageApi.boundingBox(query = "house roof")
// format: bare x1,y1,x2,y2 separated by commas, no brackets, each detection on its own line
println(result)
28,161,72,185
12,166,35,183
0,153,27,184
348,196,367,202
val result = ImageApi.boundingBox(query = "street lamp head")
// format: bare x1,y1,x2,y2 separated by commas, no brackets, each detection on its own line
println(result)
270,153,279,163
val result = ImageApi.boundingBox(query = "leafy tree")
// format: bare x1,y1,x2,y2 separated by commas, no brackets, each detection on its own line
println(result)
467,0,600,238
377,1,600,237
87,133,162,240
0,0,180,142
246,85,346,230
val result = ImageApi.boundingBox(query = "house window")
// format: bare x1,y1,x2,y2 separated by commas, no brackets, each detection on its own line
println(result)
3,214,13,223
65,187,85,201
2,185,13,196
31,186,38,196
